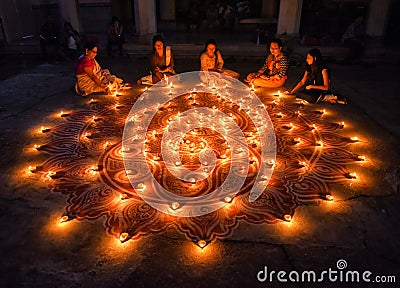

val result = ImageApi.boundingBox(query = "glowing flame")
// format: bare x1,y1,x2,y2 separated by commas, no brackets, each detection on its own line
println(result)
197,240,207,249
284,214,292,222
224,196,233,203
137,183,146,190
59,215,69,223
171,202,180,210
357,155,366,161
119,232,129,242
325,195,334,201
349,172,357,179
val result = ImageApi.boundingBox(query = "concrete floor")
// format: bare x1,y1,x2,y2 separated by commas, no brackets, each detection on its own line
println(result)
0,53,399,288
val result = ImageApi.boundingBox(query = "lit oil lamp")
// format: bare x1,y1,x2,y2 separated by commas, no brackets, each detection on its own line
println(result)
224,196,233,203
171,202,180,210
356,155,366,161
299,161,306,168
325,194,334,201
119,232,129,243
48,171,57,178
59,215,70,223
103,141,112,149
283,214,292,222
137,183,146,191
91,165,102,172
267,159,275,168
41,126,51,133
197,240,207,249
347,172,357,179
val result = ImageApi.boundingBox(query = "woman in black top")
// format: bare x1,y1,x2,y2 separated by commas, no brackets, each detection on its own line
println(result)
288,48,330,103
150,35,175,84
137,35,176,85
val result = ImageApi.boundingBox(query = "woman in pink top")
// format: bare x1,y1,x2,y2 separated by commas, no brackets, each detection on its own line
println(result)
75,42,122,96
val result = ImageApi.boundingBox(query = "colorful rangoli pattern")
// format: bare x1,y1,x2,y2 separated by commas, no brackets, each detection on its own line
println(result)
31,87,361,244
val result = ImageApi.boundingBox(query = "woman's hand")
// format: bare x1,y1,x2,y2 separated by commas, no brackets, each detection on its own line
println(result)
306,85,313,90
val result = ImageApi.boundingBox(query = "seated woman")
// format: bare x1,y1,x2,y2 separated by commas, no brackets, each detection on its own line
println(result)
245,38,289,88
287,48,330,103
138,35,176,85
75,42,123,96
200,39,240,79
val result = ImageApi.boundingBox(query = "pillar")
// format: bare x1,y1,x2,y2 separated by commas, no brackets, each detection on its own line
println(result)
366,0,390,37
277,0,303,36
0,0,24,42
159,0,175,21
262,0,278,18
57,0,81,31
134,0,157,35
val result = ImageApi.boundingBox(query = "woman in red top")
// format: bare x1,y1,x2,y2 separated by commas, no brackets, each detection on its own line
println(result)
75,42,122,96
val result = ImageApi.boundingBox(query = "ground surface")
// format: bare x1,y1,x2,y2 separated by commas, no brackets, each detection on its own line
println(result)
0,53,399,288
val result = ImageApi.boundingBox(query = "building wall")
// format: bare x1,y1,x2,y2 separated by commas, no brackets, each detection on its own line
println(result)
79,1,111,34
0,0,394,45
0,0,36,42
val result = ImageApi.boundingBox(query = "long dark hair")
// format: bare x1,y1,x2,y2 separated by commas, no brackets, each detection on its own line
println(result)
200,39,219,65
306,48,326,81
84,42,97,51
152,35,165,52
201,39,218,55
